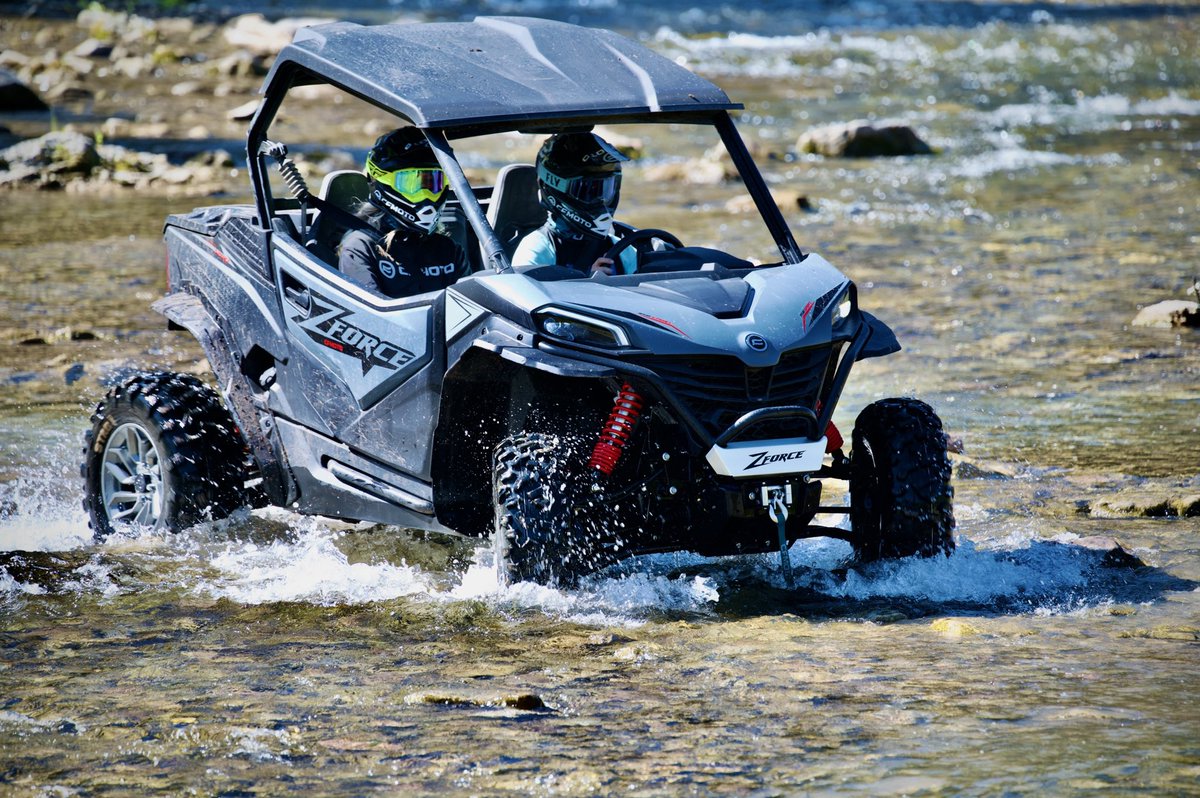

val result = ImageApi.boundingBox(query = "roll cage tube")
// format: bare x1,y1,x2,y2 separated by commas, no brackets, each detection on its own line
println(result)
425,129,511,274
714,113,804,265
247,81,287,228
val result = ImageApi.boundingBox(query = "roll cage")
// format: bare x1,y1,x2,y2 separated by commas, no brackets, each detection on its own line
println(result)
244,16,804,274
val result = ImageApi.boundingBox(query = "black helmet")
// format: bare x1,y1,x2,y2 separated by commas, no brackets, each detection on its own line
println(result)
536,132,629,239
364,128,448,234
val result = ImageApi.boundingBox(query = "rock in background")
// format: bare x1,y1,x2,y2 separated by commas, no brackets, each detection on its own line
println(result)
0,129,231,190
1132,299,1200,328
797,120,933,157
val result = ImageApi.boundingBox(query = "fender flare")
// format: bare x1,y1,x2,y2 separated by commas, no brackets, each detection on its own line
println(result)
153,292,296,505
470,334,617,379
856,310,901,360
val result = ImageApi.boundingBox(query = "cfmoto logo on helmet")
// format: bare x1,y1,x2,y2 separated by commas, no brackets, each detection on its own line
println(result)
744,333,768,351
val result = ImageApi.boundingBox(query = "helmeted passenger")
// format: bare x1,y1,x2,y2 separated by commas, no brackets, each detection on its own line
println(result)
339,127,467,297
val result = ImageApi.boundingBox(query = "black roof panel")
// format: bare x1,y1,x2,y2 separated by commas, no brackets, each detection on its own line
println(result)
266,16,740,129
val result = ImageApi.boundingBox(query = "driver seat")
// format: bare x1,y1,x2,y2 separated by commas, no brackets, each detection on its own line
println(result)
306,170,368,265
485,164,546,261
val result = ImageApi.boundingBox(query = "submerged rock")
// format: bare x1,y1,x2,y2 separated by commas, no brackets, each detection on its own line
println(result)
797,120,933,158
1070,536,1145,568
1119,625,1200,641
724,189,813,215
1091,493,1200,519
1131,299,1200,328
951,454,1018,480
931,618,983,637
402,690,549,711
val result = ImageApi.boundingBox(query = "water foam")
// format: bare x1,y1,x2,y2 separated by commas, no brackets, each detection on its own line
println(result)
199,522,431,606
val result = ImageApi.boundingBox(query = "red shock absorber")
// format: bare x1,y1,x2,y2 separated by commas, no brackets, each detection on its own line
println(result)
589,383,645,475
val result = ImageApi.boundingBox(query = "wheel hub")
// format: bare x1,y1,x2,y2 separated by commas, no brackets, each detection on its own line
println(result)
100,423,166,529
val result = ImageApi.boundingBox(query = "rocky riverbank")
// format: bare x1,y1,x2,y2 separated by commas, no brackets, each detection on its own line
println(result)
1,6,939,195
0,7,335,193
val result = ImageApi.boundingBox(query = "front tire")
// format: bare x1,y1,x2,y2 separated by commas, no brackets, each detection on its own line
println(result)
492,433,617,586
850,398,955,562
82,371,249,541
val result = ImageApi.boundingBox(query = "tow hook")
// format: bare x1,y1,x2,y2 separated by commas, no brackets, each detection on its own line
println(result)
767,487,794,589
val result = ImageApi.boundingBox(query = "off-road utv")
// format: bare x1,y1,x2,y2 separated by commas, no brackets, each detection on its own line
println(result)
82,17,954,584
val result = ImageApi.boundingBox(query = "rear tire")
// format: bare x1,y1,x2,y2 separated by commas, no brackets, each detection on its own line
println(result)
850,398,955,562
82,371,250,541
492,433,617,586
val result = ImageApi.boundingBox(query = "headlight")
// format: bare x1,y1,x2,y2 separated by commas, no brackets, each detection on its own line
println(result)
836,295,852,321
535,308,630,348
832,286,854,329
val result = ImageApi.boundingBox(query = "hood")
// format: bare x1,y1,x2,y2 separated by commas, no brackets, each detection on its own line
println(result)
467,254,854,366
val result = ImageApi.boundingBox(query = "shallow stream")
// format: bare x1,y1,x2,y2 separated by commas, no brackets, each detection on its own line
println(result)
2,2,1198,794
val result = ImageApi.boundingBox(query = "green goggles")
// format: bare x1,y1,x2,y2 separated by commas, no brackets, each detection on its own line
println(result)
368,165,448,202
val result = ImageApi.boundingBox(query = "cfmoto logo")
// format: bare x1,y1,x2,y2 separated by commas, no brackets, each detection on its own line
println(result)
744,333,768,351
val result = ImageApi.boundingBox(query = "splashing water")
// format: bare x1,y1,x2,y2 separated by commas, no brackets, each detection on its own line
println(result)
0,472,1152,624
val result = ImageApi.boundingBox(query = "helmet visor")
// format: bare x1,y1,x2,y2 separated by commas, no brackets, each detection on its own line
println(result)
569,174,621,204
539,165,621,206
369,165,448,202
390,167,447,201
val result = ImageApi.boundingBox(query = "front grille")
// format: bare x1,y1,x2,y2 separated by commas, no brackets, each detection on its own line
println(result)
632,346,832,441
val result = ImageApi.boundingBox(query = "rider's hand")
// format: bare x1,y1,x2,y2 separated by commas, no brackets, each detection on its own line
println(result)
590,257,615,276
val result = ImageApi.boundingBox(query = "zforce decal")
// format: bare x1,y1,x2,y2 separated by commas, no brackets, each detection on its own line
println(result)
295,291,416,376
745,448,810,470
705,437,826,478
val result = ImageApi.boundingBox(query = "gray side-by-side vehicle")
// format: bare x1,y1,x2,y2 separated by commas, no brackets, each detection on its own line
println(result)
82,17,954,584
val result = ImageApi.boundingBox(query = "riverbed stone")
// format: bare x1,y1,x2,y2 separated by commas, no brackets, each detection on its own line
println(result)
71,38,114,59
1091,492,1200,519
724,189,812,215
612,642,662,662
112,56,149,80
585,631,634,648
3,131,100,175
0,50,31,69
61,53,95,76
0,68,48,111
227,99,260,120
45,81,94,105
1120,625,1200,641
930,618,982,637
1131,299,1200,328
223,14,336,57
951,454,1018,480
797,121,933,158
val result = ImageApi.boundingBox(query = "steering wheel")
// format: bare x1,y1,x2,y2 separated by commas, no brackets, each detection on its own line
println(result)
602,228,684,264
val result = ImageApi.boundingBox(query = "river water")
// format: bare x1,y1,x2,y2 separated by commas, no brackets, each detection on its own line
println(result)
2,1,1198,795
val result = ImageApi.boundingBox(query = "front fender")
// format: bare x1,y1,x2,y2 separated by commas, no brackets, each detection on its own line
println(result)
855,310,901,360
470,333,617,379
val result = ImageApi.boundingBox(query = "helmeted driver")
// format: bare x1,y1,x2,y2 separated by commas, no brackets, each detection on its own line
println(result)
339,127,467,297
512,131,639,276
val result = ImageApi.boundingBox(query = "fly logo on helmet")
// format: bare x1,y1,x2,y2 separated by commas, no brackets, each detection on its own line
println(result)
536,131,629,240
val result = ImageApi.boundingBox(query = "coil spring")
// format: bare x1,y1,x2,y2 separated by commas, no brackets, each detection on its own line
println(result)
277,157,309,201
589,383,644,475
